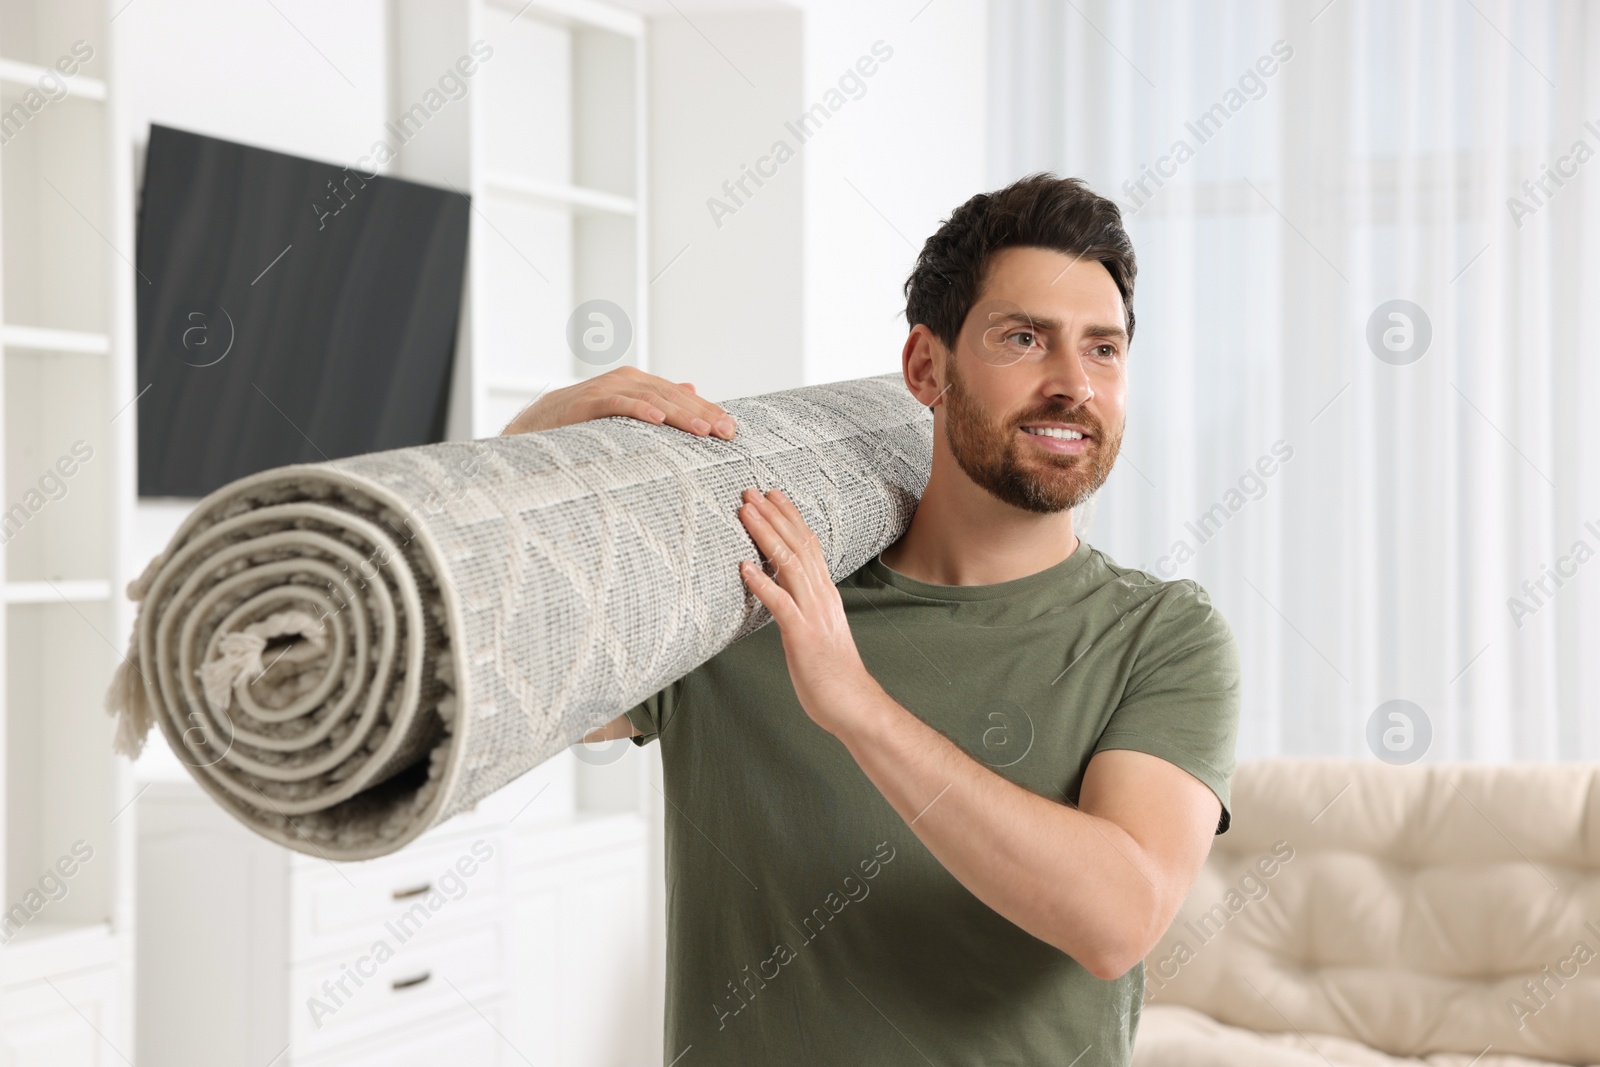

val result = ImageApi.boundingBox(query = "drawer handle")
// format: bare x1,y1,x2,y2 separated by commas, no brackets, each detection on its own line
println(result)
391,971,432,991
391,882,432,900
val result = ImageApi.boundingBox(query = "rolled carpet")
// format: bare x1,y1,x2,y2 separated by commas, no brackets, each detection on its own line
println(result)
105,373,933,860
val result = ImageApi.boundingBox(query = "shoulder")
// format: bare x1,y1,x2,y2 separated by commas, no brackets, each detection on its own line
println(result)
1088,548,1236,658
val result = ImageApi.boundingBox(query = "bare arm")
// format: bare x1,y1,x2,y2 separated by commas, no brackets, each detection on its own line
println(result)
836,697,1219,980
732,487,1220,981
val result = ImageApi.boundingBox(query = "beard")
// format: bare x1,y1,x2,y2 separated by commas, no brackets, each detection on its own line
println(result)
940,355,1122,514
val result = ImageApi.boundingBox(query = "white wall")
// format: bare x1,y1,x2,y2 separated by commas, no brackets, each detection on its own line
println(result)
115,0,390,166
646,9,805,402
115,0,392,569
795,0,988,386
643,0,988,400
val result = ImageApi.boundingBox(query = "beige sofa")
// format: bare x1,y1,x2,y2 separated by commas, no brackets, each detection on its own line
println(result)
1135,758,1600,1067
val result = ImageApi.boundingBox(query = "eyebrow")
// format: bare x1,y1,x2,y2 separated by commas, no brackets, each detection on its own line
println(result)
988,311,1128,345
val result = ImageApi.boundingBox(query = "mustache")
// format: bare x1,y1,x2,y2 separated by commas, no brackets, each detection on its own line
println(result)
1014,408,1099,435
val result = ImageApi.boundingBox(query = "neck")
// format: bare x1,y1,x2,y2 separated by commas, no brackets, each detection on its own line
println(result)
878,456,1081,587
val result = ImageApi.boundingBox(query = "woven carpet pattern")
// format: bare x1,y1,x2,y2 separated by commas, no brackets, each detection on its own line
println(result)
106,373,933,859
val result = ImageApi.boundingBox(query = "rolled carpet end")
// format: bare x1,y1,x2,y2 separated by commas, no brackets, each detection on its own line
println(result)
105,373,934,860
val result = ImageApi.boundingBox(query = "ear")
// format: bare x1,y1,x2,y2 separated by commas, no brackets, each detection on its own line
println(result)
902,324,950,409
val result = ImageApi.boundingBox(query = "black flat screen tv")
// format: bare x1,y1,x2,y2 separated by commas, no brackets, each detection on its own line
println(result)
135,124,470,498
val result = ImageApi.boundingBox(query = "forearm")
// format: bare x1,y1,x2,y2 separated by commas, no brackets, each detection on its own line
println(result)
830,673,1162,979
731,489,1203,980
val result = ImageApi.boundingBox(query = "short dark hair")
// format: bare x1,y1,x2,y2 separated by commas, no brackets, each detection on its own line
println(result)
903,172,1138,353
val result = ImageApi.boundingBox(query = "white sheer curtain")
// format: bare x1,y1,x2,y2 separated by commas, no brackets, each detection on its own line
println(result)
990,0,1600,763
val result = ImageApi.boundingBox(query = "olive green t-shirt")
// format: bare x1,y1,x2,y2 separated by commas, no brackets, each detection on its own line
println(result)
624,539,1241,1066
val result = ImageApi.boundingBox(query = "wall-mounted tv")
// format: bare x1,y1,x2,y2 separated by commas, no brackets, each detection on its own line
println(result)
135,124,470,499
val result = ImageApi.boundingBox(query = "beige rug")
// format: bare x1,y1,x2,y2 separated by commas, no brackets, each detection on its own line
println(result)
105,373,933,859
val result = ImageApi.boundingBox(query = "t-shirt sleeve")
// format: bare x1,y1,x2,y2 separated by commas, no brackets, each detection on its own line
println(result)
1092,578,1241,834
623,678,683,747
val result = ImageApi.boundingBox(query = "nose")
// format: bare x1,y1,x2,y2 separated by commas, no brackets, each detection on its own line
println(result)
1038,346,1095,408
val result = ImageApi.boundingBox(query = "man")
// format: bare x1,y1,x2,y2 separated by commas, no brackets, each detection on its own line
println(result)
504,173,1240,1066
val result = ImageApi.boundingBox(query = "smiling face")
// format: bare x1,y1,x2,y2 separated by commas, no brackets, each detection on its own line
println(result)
932,245,1129,514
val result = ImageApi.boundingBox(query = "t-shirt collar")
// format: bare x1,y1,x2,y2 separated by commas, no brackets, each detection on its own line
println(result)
864,537,1094,602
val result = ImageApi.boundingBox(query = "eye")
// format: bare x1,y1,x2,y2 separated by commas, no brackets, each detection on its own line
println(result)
1005,330,1039,349
1092,343,1120,359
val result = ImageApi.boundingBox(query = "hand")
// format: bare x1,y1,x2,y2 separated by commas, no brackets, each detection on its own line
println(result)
499,366,738,439
737,487,873,734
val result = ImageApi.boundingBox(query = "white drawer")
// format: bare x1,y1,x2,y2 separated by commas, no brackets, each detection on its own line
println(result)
3,963,124,1067
290,829,507,964
506,823,651,1064
294,999,509,1067
290,915,508,1052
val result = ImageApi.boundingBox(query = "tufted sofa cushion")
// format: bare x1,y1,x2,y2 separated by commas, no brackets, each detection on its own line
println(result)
1134,1003,1600,1066
1134,759,1600,1066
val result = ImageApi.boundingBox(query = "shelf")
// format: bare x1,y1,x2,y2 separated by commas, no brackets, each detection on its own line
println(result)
4,579,112,604
1,917,110,948
0,68,112,334
484,374,576,396
0,58,105,101
482,172,635,216
482,0,643,38
0,0,129,1050
1,920,118,985
2,325,110,354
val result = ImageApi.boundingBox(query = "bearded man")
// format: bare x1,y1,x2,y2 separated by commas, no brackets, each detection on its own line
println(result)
507,172,1240,1067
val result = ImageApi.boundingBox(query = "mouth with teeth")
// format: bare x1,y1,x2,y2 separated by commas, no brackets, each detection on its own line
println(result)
1018,423,1093,454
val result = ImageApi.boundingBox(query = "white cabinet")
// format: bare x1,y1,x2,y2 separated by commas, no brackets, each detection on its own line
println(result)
3,953,124,1067
287,916,510,1053
295,1002,510,1067
136,754,653,1067
509,814,650,1066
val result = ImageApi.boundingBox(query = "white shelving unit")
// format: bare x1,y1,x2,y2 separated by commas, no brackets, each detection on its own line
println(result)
391,0,657,890
393,0,649,440
0,0,654,1059
0,0,135,1060
120,2,658,1064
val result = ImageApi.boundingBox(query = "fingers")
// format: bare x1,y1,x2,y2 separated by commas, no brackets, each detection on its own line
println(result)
595,389,717,437
739,489,819,603
656,383,736,438
649,381,736,439
747,489,815,560
604,389,704,434
763,489,812,543
575,368,738,439
739,558,799,626
601,394,668,426
501,368,741,438
634,371,734,438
